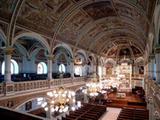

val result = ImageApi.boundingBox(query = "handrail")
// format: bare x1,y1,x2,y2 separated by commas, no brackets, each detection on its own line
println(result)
0,77,87,96
132,74,144,77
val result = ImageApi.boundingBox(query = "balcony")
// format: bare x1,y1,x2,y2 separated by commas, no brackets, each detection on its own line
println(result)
0,77,88,97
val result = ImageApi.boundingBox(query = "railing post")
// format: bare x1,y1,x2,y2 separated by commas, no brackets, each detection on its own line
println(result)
2,82,14,96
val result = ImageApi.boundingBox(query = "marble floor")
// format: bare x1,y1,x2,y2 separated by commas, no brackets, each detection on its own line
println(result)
101,107,122,120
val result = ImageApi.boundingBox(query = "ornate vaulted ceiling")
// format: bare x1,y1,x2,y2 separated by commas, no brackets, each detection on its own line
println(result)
0,0,157,58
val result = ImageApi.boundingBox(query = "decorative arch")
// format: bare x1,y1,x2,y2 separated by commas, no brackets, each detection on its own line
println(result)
52,43,73,59
12,32,51,54
75,49,88,62
55,52,69,63
74,50,88,76
15,96,46,110
88,54,96,65
135,57,144,64
105,58,116,66
14,43,28,56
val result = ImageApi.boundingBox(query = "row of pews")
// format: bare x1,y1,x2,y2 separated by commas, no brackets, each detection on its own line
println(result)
117,108,149,120
29,108,46,117
62,104,106,120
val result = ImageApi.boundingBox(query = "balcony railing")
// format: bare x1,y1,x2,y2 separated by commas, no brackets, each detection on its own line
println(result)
0,77,87,96
132,74,144,80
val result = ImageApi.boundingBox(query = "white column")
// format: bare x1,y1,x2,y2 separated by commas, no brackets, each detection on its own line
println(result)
4,47,14,83
47,55,53,80
149,55,155,80
155,48,160,83
46,104,52,120
71,60,74,78
83,94,89,103
148,60,152,80
148,97,154,120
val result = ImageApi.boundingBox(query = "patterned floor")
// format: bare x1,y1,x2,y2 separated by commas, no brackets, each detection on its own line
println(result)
101,107,121,120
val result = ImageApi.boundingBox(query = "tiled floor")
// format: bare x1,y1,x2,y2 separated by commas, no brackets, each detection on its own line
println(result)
101,107,121,120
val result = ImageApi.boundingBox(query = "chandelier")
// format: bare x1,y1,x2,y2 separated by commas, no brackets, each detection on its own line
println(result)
38,87,81,113
85,81,102,97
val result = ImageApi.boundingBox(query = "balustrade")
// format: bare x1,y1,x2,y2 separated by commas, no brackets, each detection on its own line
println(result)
132,74,144,79
0,77,87,97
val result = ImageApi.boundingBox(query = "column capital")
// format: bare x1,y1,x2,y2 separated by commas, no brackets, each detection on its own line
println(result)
47,55,54,60
3,47,14,55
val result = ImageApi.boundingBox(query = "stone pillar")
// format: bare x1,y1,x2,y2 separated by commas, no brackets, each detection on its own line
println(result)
70,59,75,78
148,60,152,80
149,55,155,80
3,47,14,83
148,97,154,120
83,93,89,103
155,47,160,83
46,103,53,120
144,64,149,93
47,55,53,81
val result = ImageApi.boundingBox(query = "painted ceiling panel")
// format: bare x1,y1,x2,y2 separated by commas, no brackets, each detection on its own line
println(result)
0,0,156,58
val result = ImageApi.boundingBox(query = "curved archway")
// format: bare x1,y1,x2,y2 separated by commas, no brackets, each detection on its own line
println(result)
12,32,51,54
74,50,88,77
15,96,47,111
76,50,88,62
88,54,96,65
105,58,116,66
53,44,73,77
52,43,73,59
135,57,144,64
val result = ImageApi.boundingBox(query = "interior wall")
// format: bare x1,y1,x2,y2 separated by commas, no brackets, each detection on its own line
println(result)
22,57,36,73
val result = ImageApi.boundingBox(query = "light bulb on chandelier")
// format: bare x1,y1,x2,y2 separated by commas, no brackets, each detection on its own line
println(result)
37,87,81,113
85,78,102,97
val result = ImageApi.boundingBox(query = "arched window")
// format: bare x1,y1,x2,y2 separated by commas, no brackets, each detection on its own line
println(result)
2,59,19,75
59,64,66,73
98,66,102,77
74,66,82,76
37,62,47,74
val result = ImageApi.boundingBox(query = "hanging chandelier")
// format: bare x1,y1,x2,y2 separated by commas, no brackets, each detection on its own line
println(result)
84,72,102,97
85,81,102,97
38,87,81,113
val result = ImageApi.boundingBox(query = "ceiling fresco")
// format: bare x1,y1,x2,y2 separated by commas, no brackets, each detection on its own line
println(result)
0,0,156,59
83,1,117,20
